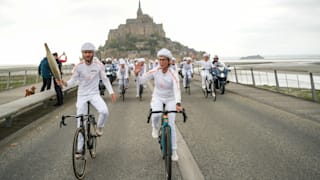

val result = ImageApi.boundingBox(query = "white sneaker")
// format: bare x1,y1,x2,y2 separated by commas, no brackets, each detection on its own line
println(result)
136,95,139,98
212,92,216,97
172,150,179,161
152,128,158,139
75,150,83,160
96,127,103,136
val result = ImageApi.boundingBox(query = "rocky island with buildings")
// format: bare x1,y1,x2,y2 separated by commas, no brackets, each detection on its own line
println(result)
97,1,203,60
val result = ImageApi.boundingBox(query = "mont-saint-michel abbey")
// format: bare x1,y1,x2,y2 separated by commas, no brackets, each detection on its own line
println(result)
97,1,202,59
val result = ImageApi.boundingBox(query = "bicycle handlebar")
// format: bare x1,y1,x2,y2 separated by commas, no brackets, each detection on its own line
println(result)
60,114,94,128
147,108,187,124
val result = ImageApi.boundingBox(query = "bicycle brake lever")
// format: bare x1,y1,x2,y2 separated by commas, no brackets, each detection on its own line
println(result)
182,109,187,123
60,116,67,128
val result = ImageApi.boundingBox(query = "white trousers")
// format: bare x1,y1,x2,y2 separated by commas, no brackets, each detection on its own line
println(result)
118,77,128,93
200,70,212,89
151,98,177,150
182,71,192,87
76,94,109,151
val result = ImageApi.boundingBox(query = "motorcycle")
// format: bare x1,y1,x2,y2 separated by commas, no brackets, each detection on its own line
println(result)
105,64,117,84
211,65,229,94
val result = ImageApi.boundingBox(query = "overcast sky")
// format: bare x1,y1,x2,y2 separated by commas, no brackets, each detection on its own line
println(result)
1,0,320,65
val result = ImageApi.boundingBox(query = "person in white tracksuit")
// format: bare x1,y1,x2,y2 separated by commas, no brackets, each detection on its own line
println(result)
140,48,183,161
134,58,147,97
117,59,129,94
195,53,214,92
182,57,193,88
61,42,116,158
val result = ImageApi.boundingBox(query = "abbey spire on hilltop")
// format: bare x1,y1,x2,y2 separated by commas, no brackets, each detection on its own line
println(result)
137,0,143,17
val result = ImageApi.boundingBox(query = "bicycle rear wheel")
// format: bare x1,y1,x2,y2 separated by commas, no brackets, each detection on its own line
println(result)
164,126,172,180
139,84,144,101
72,128,87,179
88,123,97,159
121,85,125,102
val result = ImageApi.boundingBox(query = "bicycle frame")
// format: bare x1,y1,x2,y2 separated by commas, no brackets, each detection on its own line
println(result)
147,105,187,157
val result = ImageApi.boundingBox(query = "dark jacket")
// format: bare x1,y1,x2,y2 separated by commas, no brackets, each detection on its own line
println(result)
38,57,52,78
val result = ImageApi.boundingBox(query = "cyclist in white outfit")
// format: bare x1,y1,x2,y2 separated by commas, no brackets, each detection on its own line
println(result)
134,58,147,97
170,57,177,71
182,57,193,88
140,48,182,161
60,42,116,157
195,53,214,91
117,59,129,94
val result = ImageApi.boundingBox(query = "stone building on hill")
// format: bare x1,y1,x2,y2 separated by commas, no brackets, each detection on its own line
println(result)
107,1,165,42
98,1,203,60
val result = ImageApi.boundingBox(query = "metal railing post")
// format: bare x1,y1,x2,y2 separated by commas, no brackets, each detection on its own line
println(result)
251,68,255,86
234,66,239,83
274,70,279,92
310,72,318,102
6,72,11,89
23,70,27,85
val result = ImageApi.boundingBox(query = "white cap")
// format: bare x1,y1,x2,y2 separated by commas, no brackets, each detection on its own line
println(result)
81,42,95,51
203,53,210,57
171,57,176,61
214,55,219,59
119,58,125,65
157,48,173,60
138,58,145,63
186,57,192,61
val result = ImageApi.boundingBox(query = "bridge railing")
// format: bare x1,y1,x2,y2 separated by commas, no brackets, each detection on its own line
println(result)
191,63,320,102
0,64,74,91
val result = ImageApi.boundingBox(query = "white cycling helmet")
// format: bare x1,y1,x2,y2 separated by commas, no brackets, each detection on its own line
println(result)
157,48,173,60
203,53,210,57
81,42,95,52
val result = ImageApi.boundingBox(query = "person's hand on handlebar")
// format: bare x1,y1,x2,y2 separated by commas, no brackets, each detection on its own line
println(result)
176,103,182,112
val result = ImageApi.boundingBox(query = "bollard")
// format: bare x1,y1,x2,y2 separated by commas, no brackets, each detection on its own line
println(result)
309,72,318,102
274,70,279,92
251,68,255,86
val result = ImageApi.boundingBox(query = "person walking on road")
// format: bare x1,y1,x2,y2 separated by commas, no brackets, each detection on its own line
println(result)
59,42,116,158
38,56,52,92
52,52,64,106
140,48,183,161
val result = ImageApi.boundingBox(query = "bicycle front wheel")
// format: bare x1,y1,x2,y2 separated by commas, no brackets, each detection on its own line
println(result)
164,126,172,180
72,128,87,179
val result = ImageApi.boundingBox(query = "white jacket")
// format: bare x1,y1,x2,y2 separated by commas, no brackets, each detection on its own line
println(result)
141,68,181,104
67,58,114,96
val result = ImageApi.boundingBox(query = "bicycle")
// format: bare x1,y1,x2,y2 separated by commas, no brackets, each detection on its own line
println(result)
184,73,192,95
60,102,98,180
147,104,187,180
120,77,126,102
202,76,216,101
